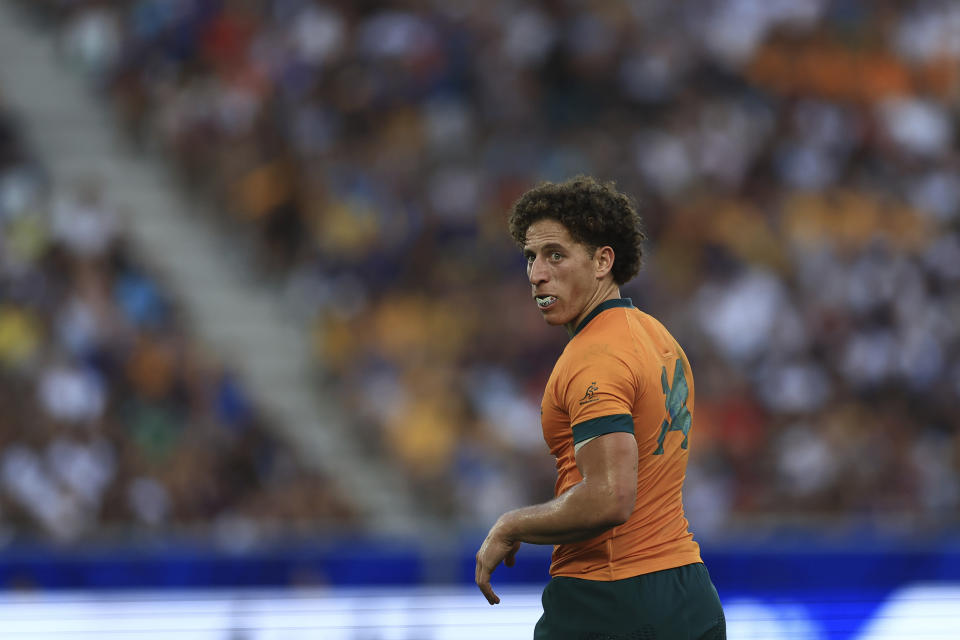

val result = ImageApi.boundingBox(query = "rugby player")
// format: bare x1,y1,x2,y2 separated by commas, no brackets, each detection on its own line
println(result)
475,176,726,639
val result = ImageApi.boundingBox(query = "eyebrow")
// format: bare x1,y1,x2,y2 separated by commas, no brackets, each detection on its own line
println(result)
523,242,567,255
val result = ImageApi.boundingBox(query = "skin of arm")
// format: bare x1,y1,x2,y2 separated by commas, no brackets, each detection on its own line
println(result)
474,431,639,604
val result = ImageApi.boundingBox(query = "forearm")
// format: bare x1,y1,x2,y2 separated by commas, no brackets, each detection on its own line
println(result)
497,480,627,545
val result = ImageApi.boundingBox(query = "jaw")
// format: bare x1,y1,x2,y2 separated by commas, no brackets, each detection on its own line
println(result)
537,299,575,327
542,312,565,326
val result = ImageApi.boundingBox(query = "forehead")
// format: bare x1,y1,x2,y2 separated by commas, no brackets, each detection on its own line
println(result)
523,219,577,250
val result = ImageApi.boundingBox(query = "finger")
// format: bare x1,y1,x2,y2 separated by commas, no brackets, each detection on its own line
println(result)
475,560,500,605
478,576,500,605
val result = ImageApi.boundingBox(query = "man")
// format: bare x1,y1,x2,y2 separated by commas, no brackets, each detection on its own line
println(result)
475,176,725,639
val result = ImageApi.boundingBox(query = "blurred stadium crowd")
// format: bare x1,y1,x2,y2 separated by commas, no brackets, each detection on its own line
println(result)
12,0,960,537
0,100,354,541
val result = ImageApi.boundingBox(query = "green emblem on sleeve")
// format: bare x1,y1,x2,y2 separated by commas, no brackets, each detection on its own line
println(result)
653,358,691,455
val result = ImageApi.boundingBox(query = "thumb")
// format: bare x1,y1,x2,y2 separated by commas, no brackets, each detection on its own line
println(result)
504,541,521,567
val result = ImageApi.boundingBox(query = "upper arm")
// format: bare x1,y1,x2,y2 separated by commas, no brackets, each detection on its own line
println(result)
560,345,638,432
575,432,638,522
559,342,640,523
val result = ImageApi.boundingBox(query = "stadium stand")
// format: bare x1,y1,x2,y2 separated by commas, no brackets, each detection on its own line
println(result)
0,97,356,543
11,0,960,540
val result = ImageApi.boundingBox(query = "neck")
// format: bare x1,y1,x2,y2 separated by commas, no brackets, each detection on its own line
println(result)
565,284,621,337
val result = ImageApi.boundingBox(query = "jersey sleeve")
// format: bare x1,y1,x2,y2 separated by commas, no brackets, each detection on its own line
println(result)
558,343,638,446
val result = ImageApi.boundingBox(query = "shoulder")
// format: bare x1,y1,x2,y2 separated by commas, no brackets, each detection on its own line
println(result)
625,306,675,343
572,307,642,361
574,305,632,342
556,317,639,389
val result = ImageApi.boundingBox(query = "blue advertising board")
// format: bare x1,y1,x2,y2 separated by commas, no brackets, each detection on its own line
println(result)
0,539,957,638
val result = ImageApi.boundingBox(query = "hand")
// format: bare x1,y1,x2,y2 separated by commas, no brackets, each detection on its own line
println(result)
475,522,521,605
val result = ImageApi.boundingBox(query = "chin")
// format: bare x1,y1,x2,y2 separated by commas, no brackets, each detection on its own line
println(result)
541,310,572,326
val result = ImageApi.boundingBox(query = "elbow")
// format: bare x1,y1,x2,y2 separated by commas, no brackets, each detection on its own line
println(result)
612,492,636,526
595,485,636,528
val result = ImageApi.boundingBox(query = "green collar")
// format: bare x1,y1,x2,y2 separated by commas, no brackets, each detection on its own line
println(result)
572,298,634,337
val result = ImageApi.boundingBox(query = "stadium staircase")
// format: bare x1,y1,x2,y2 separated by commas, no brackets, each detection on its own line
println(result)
0,1,421,534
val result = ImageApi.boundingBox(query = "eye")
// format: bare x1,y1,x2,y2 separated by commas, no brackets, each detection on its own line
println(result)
550,251,563,261
525,253,535,264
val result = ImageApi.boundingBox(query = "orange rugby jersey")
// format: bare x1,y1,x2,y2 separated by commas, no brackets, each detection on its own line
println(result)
541,298,702,581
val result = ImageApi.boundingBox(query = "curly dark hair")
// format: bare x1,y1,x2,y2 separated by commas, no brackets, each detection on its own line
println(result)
508,175,646,285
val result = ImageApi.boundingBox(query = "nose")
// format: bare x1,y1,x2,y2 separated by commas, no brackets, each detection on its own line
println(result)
528,256,548,285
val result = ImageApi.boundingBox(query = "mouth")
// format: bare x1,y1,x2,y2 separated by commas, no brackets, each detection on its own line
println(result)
535,295,558,310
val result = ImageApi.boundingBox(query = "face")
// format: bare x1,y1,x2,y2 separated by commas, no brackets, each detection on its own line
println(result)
524,219,610,331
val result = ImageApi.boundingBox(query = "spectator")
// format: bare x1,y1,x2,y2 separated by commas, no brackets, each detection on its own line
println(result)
0,98,356,542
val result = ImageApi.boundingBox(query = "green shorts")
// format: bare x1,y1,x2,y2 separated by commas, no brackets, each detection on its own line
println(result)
533,562,725,640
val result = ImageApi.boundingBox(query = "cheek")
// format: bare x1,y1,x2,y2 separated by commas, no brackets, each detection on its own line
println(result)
572,268,594,293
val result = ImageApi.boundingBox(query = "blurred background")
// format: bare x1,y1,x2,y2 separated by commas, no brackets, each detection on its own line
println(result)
0,0,958,637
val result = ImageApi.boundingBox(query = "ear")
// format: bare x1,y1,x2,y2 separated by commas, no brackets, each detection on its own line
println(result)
594,246,615,280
